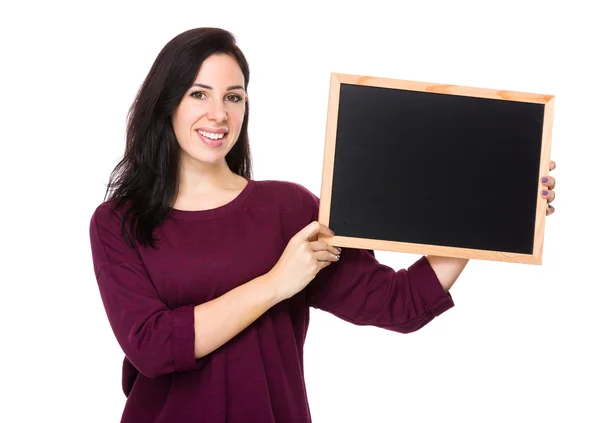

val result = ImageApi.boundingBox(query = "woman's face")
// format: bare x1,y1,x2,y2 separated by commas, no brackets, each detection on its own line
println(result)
171,53,247,169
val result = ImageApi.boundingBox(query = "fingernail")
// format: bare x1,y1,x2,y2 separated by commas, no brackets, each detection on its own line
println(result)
541,177,548,183
542,190,548,195
336,247,342,253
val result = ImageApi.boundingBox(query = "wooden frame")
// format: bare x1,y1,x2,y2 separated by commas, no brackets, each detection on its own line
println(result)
317,73,555,264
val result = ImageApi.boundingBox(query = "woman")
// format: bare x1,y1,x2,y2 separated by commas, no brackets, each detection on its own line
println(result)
89,27,557,423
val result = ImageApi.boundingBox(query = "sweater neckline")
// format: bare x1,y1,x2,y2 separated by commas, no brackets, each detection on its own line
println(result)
168,177,255,220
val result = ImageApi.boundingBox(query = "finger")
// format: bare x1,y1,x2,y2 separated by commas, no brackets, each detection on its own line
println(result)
541,189,555,203
549,160,556,171
295,221,335,242
546,204,555,216
309,240,342,255
307,223,335,242
540,175,556,190
314,250,340,262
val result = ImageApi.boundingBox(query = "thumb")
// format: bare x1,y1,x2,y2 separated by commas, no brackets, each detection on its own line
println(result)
296,221,334,242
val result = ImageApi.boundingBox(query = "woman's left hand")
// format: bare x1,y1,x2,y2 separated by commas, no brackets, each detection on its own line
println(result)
540,160,557,216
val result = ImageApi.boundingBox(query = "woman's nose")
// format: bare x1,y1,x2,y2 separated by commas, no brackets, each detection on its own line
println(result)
207,100,227,122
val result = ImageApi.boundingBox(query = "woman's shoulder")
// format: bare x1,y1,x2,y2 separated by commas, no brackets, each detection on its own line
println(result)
252,179,320,211
89,198,137,271
89,198,140,254
90,198,129,228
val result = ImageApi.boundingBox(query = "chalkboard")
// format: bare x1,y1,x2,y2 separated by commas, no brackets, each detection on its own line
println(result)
317,73,554,264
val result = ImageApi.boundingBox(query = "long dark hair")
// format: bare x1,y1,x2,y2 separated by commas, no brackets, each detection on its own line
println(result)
105,28,252,248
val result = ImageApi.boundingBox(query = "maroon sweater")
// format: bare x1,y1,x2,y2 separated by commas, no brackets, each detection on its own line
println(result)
89,178,454,423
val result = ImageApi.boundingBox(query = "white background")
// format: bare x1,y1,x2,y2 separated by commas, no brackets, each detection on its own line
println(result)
2,1,599,422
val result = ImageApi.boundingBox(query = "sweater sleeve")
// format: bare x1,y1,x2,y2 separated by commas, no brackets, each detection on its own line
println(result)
300,187,455,333
89,202,199,378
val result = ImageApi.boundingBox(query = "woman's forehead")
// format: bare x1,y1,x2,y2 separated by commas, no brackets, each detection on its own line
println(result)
194,54,245,88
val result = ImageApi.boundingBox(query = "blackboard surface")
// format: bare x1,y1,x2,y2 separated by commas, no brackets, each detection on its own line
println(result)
318,74,554,264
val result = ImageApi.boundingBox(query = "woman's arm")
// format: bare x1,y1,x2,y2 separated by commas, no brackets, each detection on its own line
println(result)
194,250,471,360
192,274,278,358
194,220,339,358
425,256,469,292
91,204,282,378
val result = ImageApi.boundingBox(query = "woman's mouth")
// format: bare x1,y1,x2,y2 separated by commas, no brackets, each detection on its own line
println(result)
197,129,227,148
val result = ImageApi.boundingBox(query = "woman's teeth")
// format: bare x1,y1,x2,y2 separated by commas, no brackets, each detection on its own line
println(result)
198,130,225,140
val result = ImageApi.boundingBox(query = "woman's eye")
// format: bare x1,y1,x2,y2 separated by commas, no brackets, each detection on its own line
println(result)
191,91,207,99
226,94,242,103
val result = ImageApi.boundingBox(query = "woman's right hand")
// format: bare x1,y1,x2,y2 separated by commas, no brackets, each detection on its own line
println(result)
267,221,341,301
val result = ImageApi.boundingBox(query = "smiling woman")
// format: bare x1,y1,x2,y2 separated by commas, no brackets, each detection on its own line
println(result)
172,55,248,164
101,28,253,246
88,27,556,423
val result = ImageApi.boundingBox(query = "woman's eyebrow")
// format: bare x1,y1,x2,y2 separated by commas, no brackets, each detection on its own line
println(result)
192,83,245,91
